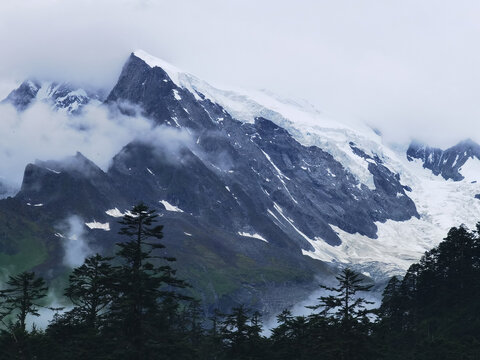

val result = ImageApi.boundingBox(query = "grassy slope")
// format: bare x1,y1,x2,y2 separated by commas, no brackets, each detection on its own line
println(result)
0,204,52,279
0,202,329,314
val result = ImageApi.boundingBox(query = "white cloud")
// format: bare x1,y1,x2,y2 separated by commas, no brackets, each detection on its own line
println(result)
0,101,155,188
1,1,480,147
61,215,94,268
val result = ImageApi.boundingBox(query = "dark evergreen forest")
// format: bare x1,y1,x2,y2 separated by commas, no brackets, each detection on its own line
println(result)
0,203,479,359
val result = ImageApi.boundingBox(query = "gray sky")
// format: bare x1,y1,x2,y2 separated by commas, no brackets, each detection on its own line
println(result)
2,0,480,147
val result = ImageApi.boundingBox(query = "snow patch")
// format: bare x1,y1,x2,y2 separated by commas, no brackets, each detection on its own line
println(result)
159,200,184,212
46,167,61,174
85,221,110,231
171,116,180,127
273,203,314,243
238,232,268,243
173,89,182,101
261,149,290,180
105,208,123,217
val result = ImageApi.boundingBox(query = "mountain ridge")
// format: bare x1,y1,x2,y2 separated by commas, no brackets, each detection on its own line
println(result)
2,50,480,313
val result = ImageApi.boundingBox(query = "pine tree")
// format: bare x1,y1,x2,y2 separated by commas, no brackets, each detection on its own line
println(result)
310,268,373,324
377,276,401,328
374,276,407,359
185,300,203,347
64,254,115,330
308,268,374,360
200,309,224,360
0,272,48,360
44,254,117,360
222,305,250,357
374,225,480,359
221,305,266,359
107,203,190,360
0,272,48,333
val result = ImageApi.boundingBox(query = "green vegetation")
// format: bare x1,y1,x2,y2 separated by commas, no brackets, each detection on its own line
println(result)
0,211,49,276
178,243,312,304
0,203,479,359
0,235,47,276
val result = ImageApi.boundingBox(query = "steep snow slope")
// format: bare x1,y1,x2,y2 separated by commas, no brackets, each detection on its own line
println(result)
134,50,480,277
303,156,480,278
133,49,381,191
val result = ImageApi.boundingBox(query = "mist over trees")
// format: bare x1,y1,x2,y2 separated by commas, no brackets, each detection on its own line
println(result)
0,204,479,359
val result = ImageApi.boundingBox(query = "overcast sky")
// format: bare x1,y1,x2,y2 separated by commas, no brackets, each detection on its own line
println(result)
2,0,480,147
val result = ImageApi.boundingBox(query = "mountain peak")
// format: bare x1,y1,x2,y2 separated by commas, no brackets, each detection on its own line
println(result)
2,79,41,110
2,80,103,114
456,138,480,150
132,49,185,85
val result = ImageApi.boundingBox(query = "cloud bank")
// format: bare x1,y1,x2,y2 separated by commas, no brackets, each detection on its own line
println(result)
0,101,154,188
2,1,480,147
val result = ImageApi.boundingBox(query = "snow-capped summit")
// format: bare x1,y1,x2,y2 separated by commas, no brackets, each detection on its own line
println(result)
2,80,104,114
133,49,186,84
121,50,480,278
2,80,41,111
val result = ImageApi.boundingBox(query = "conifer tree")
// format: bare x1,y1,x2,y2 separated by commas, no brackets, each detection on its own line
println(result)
311,268,373,324
309,268,374,360
221,305,266,359
377,276,401,328
0,272,48,333
0,272,47,360
107,202,190,360
64,254,115,330
222,305,250,357
200,309,224,360
45,255,117,360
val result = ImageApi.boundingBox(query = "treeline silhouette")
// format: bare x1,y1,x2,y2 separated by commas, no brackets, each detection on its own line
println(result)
0,203,479,359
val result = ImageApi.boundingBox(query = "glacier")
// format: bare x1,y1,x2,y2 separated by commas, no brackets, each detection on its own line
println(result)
133,49,480,278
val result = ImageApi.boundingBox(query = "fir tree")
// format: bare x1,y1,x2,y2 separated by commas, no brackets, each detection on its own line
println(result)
64,254,115,330
308,268,375,360
107,202,190,360
310,268,373,323
0,272,48,333
0,272,48,360
221,305,266,359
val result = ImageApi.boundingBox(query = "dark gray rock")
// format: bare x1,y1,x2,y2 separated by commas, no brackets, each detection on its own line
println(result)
2,80,41,110
407,139,480,181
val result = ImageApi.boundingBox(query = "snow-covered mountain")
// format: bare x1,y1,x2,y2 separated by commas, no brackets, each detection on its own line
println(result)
2,50,480,312
2,79,103,114
122,50,480,277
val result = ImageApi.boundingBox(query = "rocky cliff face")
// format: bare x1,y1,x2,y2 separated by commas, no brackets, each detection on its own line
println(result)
103,53,418,245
